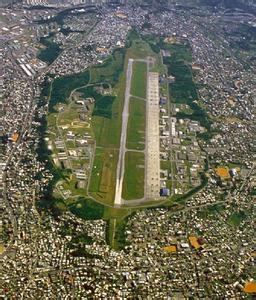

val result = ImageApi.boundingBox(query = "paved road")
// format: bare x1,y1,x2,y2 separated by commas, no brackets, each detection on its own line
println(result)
239,162,255,192
114,58,133,206
39,18,99,80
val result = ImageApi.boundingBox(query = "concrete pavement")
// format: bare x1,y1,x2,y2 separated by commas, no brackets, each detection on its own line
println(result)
145,72,160,200
114,58,133,206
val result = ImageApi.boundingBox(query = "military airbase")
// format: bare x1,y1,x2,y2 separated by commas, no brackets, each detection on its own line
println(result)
44,35,205,214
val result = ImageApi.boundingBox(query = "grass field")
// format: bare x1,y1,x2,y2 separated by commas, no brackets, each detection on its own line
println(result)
131,61,147,99
79,85,116,119
227,211,246,227
126,97,146,150
89,147,119,205
122,151,145,200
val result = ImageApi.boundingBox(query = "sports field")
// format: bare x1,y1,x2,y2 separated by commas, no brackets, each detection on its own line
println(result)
122,151,145,200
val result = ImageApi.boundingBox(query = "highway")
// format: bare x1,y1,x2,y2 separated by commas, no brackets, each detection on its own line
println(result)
114,58,133,206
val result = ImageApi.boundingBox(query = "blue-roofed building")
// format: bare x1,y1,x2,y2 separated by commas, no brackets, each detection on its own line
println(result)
160,188,170,197
159,98,167,105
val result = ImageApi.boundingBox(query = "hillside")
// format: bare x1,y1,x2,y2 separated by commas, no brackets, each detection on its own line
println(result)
130,0,256,11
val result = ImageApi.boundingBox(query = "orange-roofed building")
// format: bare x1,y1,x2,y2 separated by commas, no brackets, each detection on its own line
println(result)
162,245,177,253
11,133,19,143
215,167,230,179
189,236,201,250
243,282,256,294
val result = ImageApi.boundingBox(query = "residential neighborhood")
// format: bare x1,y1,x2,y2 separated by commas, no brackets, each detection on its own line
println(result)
0,0,255,298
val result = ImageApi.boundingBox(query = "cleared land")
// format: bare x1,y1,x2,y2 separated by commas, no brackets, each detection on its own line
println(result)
122,151,145,200
243,282,256,294
162,245,177,253
215,166,230,178
130,61,147,99
126,97,146,150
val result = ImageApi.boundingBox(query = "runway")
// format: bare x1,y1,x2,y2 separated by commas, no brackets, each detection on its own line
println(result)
114,58,133,206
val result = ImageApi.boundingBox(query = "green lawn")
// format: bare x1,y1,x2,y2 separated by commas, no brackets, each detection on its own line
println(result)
161,160,172,170
90,48,126,150
88,147,104,192
131,61,147,99
122,151,145,200
90,48,125,86
227,211,246,227
126,97,146,150
90,80,125,150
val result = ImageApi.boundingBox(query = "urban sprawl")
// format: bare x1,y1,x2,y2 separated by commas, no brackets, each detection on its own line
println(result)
0,0,255,298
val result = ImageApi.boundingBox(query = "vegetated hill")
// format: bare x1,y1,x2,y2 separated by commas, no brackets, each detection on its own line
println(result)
0,0,15,7
130,0,256,11
201,0,256,9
